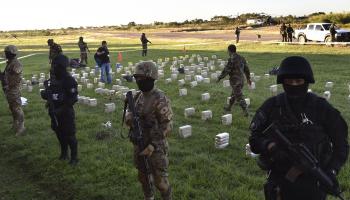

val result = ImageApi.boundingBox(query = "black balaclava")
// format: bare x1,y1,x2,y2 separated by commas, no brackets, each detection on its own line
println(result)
52,54,69,80
136,78,155,92
5,51,16,60
283,83,309,99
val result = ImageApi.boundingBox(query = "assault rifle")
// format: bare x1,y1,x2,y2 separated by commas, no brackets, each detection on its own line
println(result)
42,80,58,127
264,123,344,200
123,91,153,191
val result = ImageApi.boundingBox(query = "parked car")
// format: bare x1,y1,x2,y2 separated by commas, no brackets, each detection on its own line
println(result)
294,23,350,43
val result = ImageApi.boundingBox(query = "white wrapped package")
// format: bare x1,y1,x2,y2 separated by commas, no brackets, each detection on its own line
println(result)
201,110,212,120
221,114,232,125
105,103,116,113
201,93,210,101
184,107,195,118
179,125,192,138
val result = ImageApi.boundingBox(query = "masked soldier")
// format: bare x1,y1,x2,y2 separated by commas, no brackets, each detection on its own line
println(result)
126,61,173,200
78,36,90,65
1,45,25,136
249,56,349,200
47,39,62,64
217,44,252,116
41,54,79,165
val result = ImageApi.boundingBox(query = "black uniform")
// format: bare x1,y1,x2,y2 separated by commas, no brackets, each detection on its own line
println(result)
249,93,348,200
286,26,294,42
41,55,79,165
249,56,349,200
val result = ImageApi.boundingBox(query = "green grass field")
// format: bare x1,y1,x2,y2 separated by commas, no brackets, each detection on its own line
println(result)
0,36,350,200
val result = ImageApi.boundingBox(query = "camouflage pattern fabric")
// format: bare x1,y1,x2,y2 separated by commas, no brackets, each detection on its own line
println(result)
78,41,88,64
3,58,24,134
218,53,251,112
126,88,173,200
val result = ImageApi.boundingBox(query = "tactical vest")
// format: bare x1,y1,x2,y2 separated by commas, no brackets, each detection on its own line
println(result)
133,90,167,148
46,78,67,108
269,93,333,169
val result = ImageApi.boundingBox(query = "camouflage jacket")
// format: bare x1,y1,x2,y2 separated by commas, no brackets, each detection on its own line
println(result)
219,53,251,82
126,88,173,150
3,58,23,93
78,41,89,53
49,43,62,60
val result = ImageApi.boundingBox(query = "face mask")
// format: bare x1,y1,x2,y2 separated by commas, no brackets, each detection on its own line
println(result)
5,51,16,60
283,83,308,98
136,79,155,92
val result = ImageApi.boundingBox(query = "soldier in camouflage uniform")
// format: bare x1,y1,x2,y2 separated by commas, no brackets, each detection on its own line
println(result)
47,39,62,64
0,45,25,136
78,37,90,65
217,44,251,116
126,61,173,200
280,23,288,42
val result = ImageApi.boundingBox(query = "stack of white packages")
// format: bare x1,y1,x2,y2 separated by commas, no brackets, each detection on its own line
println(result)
179,125,192,138
105,103,116,113
221,114,232,125
215,132,229,149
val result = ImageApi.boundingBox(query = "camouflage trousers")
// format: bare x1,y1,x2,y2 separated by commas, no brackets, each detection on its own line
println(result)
227,79,247,111
5,90,24,131
134,146,172,200
80,52,88,64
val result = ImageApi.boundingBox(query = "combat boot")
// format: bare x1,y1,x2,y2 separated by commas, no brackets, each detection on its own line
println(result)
144,196,155,200
160,186,172,200
15,122,26,136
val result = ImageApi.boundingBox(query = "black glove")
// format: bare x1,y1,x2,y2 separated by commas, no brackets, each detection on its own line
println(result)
40,89,48,100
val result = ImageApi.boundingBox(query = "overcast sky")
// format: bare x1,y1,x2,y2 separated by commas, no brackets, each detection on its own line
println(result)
1,0,349,31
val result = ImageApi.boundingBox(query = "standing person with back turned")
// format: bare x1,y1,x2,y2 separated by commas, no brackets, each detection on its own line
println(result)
125,61,173,200
249,56,348,200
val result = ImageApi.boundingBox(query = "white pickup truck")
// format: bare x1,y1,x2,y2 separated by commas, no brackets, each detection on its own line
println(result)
294,23,350,43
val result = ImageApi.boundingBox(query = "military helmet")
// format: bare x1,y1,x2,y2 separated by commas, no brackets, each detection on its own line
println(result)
277,56,315,84
228,44,236,53
52,54,69,69
4,45,18,55
134,61,158,80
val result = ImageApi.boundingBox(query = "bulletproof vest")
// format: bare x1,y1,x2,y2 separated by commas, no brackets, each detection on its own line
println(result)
270,93,332,168
47,78,67,108
133,90,166,145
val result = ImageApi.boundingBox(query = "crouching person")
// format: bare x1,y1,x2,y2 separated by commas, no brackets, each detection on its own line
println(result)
41,54,79,165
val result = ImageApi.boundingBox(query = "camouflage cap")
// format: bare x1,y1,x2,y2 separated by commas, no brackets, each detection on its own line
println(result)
134,61,158,80
4,45,18,55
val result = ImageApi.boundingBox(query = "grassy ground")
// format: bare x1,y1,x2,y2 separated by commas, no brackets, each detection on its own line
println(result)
0,37,350,200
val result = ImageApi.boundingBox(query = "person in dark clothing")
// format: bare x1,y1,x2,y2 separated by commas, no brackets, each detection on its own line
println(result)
41,54,79,165
249,56,349,200
280,23,287,42
95,41,111,83
140,33,152,56
286,24,294,42
330,23,337,42
235,27,241,43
